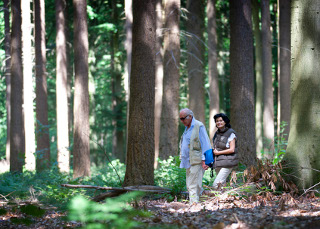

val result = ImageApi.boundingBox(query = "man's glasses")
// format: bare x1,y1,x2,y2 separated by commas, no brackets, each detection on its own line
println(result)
180,115,189,121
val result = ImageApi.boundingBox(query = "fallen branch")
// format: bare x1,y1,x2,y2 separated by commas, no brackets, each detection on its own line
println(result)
61,184,171,193
61,184,172,202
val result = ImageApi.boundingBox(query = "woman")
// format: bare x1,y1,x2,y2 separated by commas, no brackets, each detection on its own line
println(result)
212,113,238,189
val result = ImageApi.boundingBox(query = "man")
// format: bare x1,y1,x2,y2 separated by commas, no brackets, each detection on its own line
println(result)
179,108,211,204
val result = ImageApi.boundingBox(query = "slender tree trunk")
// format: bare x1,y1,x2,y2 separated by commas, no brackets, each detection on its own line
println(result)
124,0,132,162
10,0,25,172
207,0,219,141
154,0,163,168
123,0,156,186
34,0,50,171
285,0,320,189
278,0,291,139
252,0,263,157
186,0,205,123
4,0,11,163
22,0,36,171
261,0,274,155
230,0,256,167
159,0,180,160
110,0,125,162
73,0,90,178
56,0,70,173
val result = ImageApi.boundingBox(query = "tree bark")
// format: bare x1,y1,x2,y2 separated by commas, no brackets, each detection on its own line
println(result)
159,0,180,160
261,0,274,155
230,0,256,167
284,0,320,189
10,0,25,172
252,0,263,158
4,0,11,163
34,0,50,171
22,0,36,171
207,0,219,141
278,0,291,139
123,0,156,186
73,0,90,178
56,0,70,173
186,0,205,123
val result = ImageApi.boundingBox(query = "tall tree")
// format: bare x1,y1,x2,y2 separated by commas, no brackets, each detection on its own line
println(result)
4,0,11,163
230,0,256,166
10,0,25,172
56,0,70,173
186,0,205,123
154,0,163,167
110,0,125,162
123,0,156,186
278,0,291,138
284,0,320,189
73,0,90,178
34,0,50,171
22,0,36,171
252,0,263,157
124,0,132,160
159,0,180,160
261,0,274,154
207,0,219,140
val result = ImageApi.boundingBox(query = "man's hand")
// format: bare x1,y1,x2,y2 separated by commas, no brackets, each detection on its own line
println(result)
201,160,209,170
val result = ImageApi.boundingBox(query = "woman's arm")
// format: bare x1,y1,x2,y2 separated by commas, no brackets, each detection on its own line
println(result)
213,139,235,155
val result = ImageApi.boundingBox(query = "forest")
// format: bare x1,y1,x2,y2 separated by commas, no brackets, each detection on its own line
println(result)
0,0,320,228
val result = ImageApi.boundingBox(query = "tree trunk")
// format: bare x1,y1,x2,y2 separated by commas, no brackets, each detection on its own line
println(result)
34,0,50,171
159,0,180,160
56,0,70,173
4,0,11,163
207,0,219,141
123,0,156,186
154,0,163,168
278,0,291,139
22,0,36,171
261,0,274,155
124,0,132,163
230,0,256,167
252,0,263,158
186,0,205,123
284,0,320,189
73,0,90,178
110,0,125,162
10,0,25,172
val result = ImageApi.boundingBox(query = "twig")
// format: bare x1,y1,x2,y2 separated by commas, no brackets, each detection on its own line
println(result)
86,133,123,186
299,181,320,198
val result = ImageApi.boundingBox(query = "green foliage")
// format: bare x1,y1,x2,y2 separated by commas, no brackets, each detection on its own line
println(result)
10,217,34,226
0,208,7,215
154,156,186,196
273,121,288,164
261,121,288,164
68,192,150,229
20,204,45,217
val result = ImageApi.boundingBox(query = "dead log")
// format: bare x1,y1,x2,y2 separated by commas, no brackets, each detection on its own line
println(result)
61,184,172,202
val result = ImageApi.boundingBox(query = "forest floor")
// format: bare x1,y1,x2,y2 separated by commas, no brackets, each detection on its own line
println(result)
1,190,320,228
0,192,320,229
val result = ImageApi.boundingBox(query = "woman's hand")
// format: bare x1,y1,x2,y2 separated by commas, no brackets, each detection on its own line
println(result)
213,148,220,155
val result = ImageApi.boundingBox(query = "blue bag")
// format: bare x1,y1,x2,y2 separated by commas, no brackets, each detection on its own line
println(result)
204,149,214,168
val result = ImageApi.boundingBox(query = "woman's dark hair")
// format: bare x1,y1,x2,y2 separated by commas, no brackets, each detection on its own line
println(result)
213,113,231,128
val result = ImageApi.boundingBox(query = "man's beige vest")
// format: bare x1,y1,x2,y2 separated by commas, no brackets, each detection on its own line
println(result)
180,119,204,165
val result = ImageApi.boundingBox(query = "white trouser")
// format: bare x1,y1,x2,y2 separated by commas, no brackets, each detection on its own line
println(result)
186,164,205,204
212,167,233,189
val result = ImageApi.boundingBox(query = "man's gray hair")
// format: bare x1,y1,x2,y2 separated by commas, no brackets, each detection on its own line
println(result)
179,108,193,117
